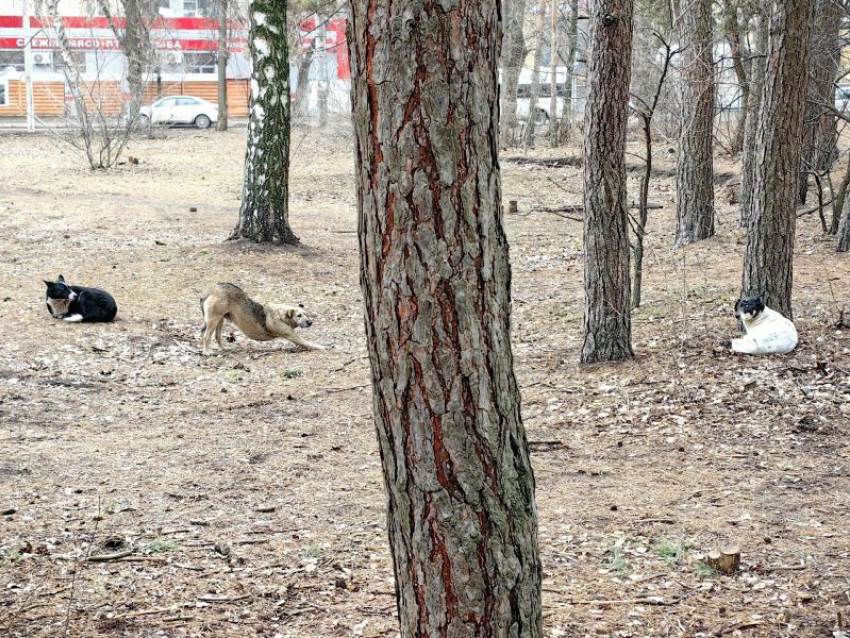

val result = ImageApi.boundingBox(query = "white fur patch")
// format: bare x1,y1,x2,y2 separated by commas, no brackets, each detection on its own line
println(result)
64,314,84,323
731,307,798,355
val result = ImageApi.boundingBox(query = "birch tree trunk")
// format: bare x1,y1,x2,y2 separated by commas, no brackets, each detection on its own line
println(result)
741,9,767,227
674,0,715,247
742,0,816,319
348,0,543,634
581,0,635,363
230,0,298,244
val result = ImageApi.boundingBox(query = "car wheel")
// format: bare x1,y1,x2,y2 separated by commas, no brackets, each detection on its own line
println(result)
137,114,149,130
194,114,212,129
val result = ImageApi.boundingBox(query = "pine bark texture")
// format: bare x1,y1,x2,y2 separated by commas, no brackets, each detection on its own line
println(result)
500,0,527,147
741,11,767,227
348,0,543,636
799,0,840,204
581,0,634,363
742,0,816,319
674,0,715,247
230,0,298,244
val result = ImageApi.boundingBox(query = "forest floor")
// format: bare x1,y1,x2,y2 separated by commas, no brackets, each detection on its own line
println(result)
0,125,848,638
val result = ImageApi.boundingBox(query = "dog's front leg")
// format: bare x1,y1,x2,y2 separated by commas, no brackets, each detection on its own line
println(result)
285,333,325,351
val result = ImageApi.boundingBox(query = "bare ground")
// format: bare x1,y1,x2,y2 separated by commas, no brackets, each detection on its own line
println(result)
0,127,849,638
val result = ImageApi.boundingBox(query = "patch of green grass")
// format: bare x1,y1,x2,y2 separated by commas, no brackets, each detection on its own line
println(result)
0,548,22,564
655,539,688,565
142,538,179,555
604,542,632,574
305,546,324,559
281,368,302,379
223,370,242,383
693,561,718,578
103,500,119,515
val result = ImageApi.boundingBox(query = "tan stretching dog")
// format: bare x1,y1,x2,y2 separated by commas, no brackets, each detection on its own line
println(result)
200,283,324,355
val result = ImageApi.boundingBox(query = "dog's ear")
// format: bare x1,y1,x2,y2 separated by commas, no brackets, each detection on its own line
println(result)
286,309,295,318
57,274,65,282
44,280,52,287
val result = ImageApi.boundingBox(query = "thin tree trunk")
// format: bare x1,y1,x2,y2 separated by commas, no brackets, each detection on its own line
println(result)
722,1,749,154
216,0,229,132
500,0,528,147
799,0,840,205
230,0,298,244
549,0,559,148
97,0,151,122
674,0,715,247
741,9,768,228
838,193,850,252
561,0,578,142
742,0,816,319
348,0,543,634
582,0,635,363
524,0,547,148
293,40,315,120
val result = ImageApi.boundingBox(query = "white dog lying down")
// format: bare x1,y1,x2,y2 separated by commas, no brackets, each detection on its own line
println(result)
731,296,798,355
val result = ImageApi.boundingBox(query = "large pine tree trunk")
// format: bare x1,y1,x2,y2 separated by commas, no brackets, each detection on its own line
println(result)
500,0,528,147
741,9,767,228
348,0,543,634
799,0,840,205
230,0,298,244
742,0,816,319
581,0,635,363
674,0,715,247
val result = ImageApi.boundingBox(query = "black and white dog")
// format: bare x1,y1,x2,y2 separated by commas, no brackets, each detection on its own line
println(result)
44,274,117,323
731,296,797,355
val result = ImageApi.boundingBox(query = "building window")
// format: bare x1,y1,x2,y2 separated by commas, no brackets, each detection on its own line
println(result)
52,51,87,74
0,51,25,72
184,52,217,74
0,80,8,106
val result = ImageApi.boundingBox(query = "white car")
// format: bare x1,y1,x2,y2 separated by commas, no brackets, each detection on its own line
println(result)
139,96,218,129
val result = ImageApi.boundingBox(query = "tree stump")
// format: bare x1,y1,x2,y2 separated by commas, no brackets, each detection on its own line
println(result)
707,545,741,574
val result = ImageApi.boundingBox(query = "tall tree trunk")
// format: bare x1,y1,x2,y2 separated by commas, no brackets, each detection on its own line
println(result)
293,40,315,120
97,0,151,122
348,0,543,634
582,0,635,363
742,0,816,319
500,0,528,147
561,0,578,141
216,0,229,132
741,9,768,227
721,0,750,155
524,0,547,148
548,0,559,148
674,0,715,247
230,0,298,244
799,0,840,205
